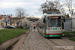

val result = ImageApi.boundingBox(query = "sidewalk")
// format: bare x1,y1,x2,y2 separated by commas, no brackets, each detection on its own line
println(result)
0,28,4,30
19,29,51,50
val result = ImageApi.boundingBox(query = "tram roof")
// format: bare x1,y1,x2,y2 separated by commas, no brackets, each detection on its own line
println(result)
46,14,63,17
44,12,63,17
46,11,60,14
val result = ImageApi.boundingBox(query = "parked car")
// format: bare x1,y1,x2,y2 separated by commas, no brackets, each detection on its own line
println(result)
4,25,16,29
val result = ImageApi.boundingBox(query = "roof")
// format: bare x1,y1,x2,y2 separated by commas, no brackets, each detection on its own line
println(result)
0,17,3,20
11,17,23,20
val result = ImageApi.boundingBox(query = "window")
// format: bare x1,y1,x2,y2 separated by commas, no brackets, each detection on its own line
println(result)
48,17,61,27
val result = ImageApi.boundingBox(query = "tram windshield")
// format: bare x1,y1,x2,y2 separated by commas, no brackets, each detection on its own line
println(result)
48,16,61,27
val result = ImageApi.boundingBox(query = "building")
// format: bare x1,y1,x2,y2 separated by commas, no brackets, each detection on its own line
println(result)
0,17,5,27
72,14,75,31
11,17,22,26
64,14,75,31
0,15,11,27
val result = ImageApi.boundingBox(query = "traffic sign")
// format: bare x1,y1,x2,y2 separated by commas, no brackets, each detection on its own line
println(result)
6,17,8,22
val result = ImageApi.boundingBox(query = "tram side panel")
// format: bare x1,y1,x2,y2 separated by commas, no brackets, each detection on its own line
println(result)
37,17,47,37
37,18,45,36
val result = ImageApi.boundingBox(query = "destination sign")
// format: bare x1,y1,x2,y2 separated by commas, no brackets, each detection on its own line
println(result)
49,17,59,19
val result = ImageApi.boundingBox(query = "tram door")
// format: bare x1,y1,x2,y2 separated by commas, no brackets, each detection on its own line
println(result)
43,17,46,33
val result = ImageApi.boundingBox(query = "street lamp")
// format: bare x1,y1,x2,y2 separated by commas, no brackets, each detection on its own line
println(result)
10,14,12,25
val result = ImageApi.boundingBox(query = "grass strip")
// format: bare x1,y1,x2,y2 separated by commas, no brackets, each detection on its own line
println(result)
0,28,28,43
62,31,75,41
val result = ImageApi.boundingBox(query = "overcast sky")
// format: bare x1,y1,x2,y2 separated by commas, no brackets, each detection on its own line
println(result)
0,0,75,18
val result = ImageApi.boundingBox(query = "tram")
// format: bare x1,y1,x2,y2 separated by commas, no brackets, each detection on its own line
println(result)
37,12,63,37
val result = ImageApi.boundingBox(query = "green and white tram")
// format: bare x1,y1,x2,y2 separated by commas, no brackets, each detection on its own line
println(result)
37,12,62,37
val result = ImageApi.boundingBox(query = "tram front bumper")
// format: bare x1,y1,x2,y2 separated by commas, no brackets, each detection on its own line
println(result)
45,35,62,37
44,33,62,37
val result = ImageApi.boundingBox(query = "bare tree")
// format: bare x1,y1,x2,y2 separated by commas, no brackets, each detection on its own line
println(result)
40,0,62,13
15,7,26,18
54,0,62,10
41,1,55,10
66,0,72,14
48,1,55,9
66,0,71,11
15,7,28,27
41,2,48,10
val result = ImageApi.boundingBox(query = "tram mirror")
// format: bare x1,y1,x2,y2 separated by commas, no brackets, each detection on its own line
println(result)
63,18,65,22
43,18,46,23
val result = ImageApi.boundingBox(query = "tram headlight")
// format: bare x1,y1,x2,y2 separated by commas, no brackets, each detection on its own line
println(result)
48,28,52,30
58,28,61,30
50,28,52,30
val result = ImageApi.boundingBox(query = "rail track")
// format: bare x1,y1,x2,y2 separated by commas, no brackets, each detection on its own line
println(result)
38,30,74,50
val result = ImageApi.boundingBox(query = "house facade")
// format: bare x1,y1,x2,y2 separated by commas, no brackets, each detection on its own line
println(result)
0,15,11,27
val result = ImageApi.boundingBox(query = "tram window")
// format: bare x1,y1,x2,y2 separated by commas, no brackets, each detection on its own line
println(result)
48,17,61,27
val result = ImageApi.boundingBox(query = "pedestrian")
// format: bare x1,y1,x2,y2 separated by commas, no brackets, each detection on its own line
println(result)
30,27,32,31
33,26,36,32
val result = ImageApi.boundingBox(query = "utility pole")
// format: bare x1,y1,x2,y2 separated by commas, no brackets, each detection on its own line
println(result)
69,0,72,14
10,14,12,25
71,0,73,14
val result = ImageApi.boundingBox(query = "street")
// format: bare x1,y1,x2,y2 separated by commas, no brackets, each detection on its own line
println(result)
19,28,75,50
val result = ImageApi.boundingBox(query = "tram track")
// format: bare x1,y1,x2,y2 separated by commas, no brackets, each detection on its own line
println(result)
44,40,53,50
37,31,53,50
37,31,63,50
45,38,64,50
49,38,75,50
38,33,71,50
37,29,74,50
49,39,58,46
49,39,64,50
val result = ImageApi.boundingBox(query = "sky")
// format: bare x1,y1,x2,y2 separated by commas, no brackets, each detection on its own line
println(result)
0,0,75,18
